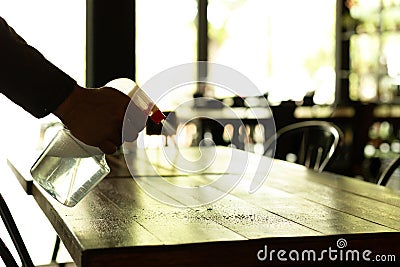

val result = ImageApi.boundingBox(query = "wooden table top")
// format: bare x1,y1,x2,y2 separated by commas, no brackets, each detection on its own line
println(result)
7,146,400,267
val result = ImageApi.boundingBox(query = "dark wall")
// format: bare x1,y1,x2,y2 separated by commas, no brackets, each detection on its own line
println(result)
86,0,135,87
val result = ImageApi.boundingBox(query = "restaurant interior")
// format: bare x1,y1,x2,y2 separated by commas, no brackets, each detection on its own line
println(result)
0,1,399,266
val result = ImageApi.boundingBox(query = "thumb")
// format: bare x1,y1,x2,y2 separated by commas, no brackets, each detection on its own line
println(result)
99,140,118,154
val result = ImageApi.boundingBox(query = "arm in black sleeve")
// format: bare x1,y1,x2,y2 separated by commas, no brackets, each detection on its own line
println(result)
0,16,76,118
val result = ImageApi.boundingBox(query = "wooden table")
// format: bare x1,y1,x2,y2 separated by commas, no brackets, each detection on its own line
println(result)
7,147,400,267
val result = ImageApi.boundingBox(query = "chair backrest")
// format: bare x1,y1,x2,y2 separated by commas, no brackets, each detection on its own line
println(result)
377,155,400,188
0,193,35,267
264,121,343,172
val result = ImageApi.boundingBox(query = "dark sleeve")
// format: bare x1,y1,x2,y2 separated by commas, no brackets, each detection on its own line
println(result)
0,16,76,118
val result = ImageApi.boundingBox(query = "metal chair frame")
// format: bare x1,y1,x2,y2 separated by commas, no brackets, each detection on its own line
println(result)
264,120,343,172
377,155,400,187
0,193,35,267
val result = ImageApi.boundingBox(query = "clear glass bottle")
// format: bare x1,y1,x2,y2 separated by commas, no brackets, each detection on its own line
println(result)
30,78,166,207
30,128,110,207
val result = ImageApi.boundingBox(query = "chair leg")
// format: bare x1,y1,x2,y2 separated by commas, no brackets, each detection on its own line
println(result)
0,237,19,267
51,235,61,262
0,194,35,267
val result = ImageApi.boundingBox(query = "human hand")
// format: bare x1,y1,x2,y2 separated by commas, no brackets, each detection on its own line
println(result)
53,85,146,154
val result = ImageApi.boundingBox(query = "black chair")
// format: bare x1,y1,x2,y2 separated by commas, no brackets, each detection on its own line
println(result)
377,155,400,187
0,193,35,267
264,121,343,172
0,193,73,267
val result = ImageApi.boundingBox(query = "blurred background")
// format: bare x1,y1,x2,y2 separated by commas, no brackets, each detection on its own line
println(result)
0,0,400,185
0,0,400,265
0,0,398,182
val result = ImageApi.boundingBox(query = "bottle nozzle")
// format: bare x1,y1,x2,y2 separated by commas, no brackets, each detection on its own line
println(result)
150,108,166,124
105,78,166,124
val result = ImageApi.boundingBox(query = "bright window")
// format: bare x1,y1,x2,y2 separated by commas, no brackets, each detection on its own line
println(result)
0,0,86,84
135,0,198,110
208,0,337,105
0,0,86,158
